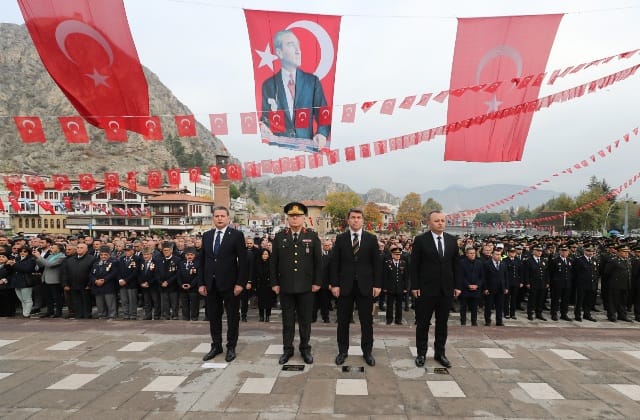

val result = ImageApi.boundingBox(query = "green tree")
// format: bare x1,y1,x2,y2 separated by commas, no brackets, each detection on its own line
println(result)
396,192,422,230
229,183,241,199
363,202,382,228
573,184,615,232
420,197,443,219
473,212,503,224
324,191,362,229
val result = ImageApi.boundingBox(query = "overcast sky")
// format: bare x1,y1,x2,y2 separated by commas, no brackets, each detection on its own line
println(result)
2,0,639,205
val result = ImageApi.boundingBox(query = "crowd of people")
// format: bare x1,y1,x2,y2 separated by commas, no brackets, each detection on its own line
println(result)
0,209,639,367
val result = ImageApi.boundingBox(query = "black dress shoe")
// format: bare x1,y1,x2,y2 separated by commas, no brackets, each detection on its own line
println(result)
496,322,504,326
618,317,633,322
527,315,534,321
415,355,425,367
560,315,572,321
323,318,330,323
536,315,547,321
301,350,314,364
574,317,582,322
335,352,347,365
363,353,375,366
484,321,491,326
434,354,452,368
225,348,236,362
241,316,247,322
202,345,223,361
386,320,392,325
278,351,294,365
608,317,617,322
551,315,558,321
585,316,597,322
511,316,517,320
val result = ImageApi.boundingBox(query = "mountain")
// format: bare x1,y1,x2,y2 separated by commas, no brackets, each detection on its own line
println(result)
254,175,352,202
0,23,229,176
361,188,400,205
421,184,560,212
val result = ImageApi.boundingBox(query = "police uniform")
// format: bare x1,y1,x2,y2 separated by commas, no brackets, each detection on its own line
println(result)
603,245,633,322
270,202,322,364
503,249,522,319
549,246,573,321
573,246,599,321
178,247,201,321
382,250,409,324
522,246,549,320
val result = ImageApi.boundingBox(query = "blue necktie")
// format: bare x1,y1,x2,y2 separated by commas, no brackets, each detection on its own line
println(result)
213,230,222,256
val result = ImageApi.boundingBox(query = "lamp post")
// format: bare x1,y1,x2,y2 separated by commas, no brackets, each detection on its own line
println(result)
603,201,617,235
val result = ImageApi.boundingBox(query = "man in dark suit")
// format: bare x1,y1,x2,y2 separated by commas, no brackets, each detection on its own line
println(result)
198,206,248,363
410,211,461,369
313,239,333,323
483,249,508,326
573,245,599,322
270,202,322,365
522,245,549,321
549,245,574,321
261,30,330,150
331,208,382,367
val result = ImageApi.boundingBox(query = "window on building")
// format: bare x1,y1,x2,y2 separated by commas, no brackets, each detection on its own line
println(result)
37,218,42,228
18,218,23,228
44,219,48,229
96,192,107,199
56,219,61,229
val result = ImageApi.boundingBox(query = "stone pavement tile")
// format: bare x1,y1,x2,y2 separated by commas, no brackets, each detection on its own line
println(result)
609,384,640,401
489,382,554,418
396,380,443,417
334,394,405,415
530,348,577,370
238,377,277,394
448,366,496,398
25,408,78,419
226,394,300,413
390,358,428,380
264,344,283,354
306,364,346,379
533,370,601,400
0,408,39,420
436,397,515,418
81,389,137,411
117,341,154,352
479,347,513,358
48,373,100,390
296,416,369,420
518,382,565,399
570,357,636,372
299,378,335,414
581,383,640,418
426,380,465,397
542,399,626,419
456,348,500,370
549,348,588,360
0,360,61,393
182,413,258,420
15,389,102,410
336,378,368,395
477,368,543,384
612,351,640,371
366,363,400,396
271,369,307,394
490,345,552,370
68,409,148,420
78,361,141,391
189,365,246,412
0,364,71,407
142,375,188,392
255,413,296,420
142,410,190,419
119,391,202,412
178,368,227,393
46,340,86,351
191,343,210,353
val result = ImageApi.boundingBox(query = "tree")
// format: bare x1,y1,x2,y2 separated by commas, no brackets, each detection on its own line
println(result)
473,212,503,224
324,191,362,230
420,197,443,219
396,192,422,230
229,183,241,199
363,202,382,228
573,184,614,232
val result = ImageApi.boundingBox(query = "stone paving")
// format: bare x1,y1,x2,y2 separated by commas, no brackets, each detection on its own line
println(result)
0,308,639,419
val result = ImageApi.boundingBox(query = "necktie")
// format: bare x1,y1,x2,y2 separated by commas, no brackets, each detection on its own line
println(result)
288,73,295,99
213,230,222,255
495,261,500,270
437,236,444,257
352,233,360,255
293,232,298,243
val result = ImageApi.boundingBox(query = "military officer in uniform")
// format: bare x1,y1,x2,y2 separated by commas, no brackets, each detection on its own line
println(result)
603,244,633,322
382,245,409,325
573,245,599,321
270,202,322,365
503,247,522,319
549,245,573,321
523,245,549,321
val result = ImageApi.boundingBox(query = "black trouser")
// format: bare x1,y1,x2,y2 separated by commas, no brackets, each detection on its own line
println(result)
141,286,160,319
504,285,520,317
180,289,200,320
484,292,504,324
607,288,628,320
206,287,240,350
459,296,479,324
415,293,451,357
42,283,64,316
575,287,596,319
70,289,92,318
550,285,572,317
313,287,331,321
280,291,314,354
0,289,17,316
378,290,386,308
160,288,178,319
257,287,274,317
337,289,373,354
240,288,253,317
386,293,403,323
527,287,546,316
633,285,640,318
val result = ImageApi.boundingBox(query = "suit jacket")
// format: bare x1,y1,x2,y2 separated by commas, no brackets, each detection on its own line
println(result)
483,259,507,293
382,257,409,294
459,257,484,298
270,227,322,294
330,230,382,296
261,69,330,139
522,257,549,290
573,255,599,291
410,231,461,297
198,226,248,292
550,256,573,289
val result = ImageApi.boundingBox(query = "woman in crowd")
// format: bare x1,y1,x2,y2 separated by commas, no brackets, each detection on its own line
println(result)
8,246,37,318
255,248,274,322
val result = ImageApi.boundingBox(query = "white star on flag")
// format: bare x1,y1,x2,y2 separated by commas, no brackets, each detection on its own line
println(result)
85,68,109,87
255,43,278,71
484,94,503,112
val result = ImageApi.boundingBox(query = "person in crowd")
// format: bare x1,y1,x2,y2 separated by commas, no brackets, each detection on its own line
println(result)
503,247,523,319
139,247,161,320
458,247,484,326
573,244,599,322
0,251,16,317
8,246,36,318
33,243,66,318
483,249,508,326
118,244,140,320
382,244,409,325
550,245,574,321
178,247,201,321
90,246,119,319
523,245,549,321
155,242,181,320
255,248,274,322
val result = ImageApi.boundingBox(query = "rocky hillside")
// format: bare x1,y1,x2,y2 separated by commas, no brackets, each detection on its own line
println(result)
0,23,229,176
254,176,352,202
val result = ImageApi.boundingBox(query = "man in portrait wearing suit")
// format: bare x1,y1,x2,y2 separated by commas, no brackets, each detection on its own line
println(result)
261,29,331,149
198,206,248,363
411,211,461,369
331,208,382,367
270,202,322,365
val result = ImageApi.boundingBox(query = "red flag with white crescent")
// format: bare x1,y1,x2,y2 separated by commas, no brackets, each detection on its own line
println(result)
227,164,243,181
294,108,310,129
209,113,228,135
327,149,339,165
26,175,46,195
269,110,286,133
38,200,56,215
359,143,371,158
101,117,127,142
126,171,137,191
208,166,221,185
344,146,356,161
245,9,341,152
240,112,258,134
78,173,96,190
3,176,23,197
445,14,563,162
167,169,180,187
341,104,356,123
380,99,396,115
104,172,119,193
147,170,162,189
175,115,196,137
374,140,387,155
399,95,416,110
9,196,21,212
59,116,88,143
14,116,46,143
52,174,71,191
139,116,163,141
18,0,150,134
188,167,201,183
261,160,273,173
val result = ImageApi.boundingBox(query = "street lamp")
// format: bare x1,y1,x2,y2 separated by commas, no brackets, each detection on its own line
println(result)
603,201,617,234
623,194,638,237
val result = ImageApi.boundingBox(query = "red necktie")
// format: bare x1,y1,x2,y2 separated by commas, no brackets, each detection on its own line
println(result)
288,74,295,100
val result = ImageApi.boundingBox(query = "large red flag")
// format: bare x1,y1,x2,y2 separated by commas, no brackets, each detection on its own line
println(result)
188,167,201,183
445,15,563,162
25,175,45,195
208,166,221,185
167,169,181,187
59,116,89,143
126,171,137,191
78,173,96,190
175,115,196,137
245,9,341,152
18,0,150,134
14,116,46,143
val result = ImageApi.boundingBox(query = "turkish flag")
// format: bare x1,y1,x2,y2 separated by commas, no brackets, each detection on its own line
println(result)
399,95,416,109
101,117,128,142
14,116,46,143
0,199,4,213
318,106,332,126
52,174,71,191
344,146,356,161
208,166,221,184
272,160,282,175
140,116,163,140
342,104,356,123
361,101,377,113
295,108,311,129
167,169,181,186
26,175,45,195
227,164,243,181
147,170,162,189
126,171,137,191
269,110,286,133
261,160,273,173
9,196,21,212
78,173,96,190
3,176,22,197
38,200,55,215
245,9,341,151
380,99,396,115
445,15,563,162
327,149,339,165
209,113,228,135
374,140,387,155
359,143,371,158
295,155,306,169
104,172,119,193
279,157,292,172
18,0,150,134
188,167,201,183
240,112,258,134
416,93,432,106
175,115,196,137
59,116,88,143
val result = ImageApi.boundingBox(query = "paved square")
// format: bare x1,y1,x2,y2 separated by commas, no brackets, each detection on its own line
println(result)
610,384,640,401
550,348,588,360
336,379,368,395
191,343,210,353
265,344,283,355
117,341,153,352
47,373,99,390
0,339,17,348
142,376,187,392
479,347,513,358
239,377,277,394
0,373,13,380
518,382,565,399
46,340,85,351
427,380,466,397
